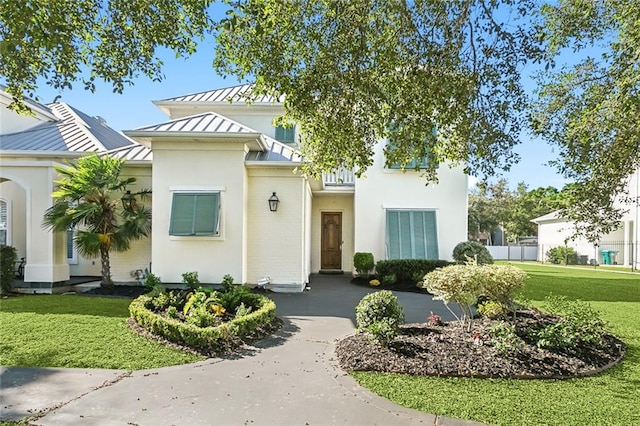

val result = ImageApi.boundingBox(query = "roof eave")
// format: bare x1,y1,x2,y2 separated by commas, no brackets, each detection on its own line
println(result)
245,160,303,168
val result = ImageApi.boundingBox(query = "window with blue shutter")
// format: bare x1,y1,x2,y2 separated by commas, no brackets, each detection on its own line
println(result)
385,210,438,259
275,125,295,143
386,125,436,170
170,193,220,236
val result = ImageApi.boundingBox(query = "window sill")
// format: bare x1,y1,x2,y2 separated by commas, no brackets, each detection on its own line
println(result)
169,235,224,241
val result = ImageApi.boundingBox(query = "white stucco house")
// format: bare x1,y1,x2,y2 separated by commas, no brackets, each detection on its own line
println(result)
531,169,639,268
0,84,468,293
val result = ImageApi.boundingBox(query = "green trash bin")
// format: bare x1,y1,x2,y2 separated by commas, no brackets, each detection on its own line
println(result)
601,250,611,265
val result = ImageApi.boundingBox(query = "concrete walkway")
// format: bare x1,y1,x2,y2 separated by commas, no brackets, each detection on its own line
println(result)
1,275,482,426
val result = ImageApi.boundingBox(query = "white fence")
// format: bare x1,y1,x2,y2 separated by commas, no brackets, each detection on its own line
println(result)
486,245,538,261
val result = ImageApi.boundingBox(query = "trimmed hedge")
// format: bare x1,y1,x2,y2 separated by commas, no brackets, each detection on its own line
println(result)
0,245,17,295
129,293,276,352
375,259,454,285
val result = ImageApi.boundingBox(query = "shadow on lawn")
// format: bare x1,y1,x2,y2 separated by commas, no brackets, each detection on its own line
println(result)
0,295,130,318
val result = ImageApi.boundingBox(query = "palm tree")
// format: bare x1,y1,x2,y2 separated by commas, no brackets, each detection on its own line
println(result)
43,154,151,288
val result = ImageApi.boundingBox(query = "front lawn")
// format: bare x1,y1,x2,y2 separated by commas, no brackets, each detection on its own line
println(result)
351,263,640,426
0,295,202,369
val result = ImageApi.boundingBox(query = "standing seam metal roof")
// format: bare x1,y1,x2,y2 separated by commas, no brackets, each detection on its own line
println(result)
129,111,302,163
132,112,259,134
0,102,137,153
157,84,282,104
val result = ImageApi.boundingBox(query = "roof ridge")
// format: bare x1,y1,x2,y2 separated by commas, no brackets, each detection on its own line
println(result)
156,83,254,103
132,111,260,133
49,102,108,151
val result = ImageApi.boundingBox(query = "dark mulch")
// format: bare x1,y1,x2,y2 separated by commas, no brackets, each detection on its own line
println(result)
351,276,429,294
336,308,626,379
82,285,149,298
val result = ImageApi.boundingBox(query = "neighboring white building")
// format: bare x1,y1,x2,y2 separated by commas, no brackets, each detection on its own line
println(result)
532,169,639,268
0,84,468,293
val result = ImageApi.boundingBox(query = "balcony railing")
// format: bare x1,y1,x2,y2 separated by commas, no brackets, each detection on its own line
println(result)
322,167,355,188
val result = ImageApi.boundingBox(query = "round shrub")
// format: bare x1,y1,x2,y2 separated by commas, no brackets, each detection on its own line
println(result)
355,290,404,346
453,241,494,265
353,252,375,278
546,246,578,265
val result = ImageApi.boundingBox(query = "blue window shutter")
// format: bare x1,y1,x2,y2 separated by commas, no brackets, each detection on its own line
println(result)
193,193,219,235
275,125,295,143
386,210,401,259
386,210,438,260
424,211,439,259
170,193,219,236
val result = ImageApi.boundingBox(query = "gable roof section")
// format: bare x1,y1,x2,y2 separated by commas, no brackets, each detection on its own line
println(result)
131,111,258,134
530,210,563,224
125,111,302,164
156,84,281,105
0,102,136,153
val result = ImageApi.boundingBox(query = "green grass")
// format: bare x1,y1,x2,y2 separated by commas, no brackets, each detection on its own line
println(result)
352,263,640,426
0,295,203,369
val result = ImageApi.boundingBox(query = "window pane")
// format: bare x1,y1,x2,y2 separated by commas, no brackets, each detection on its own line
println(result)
170,194,196,235
67,228,74,259
424,211,439,259
193,194,218,235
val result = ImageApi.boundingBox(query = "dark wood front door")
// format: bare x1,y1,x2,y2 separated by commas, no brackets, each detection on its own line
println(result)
321,212,342,270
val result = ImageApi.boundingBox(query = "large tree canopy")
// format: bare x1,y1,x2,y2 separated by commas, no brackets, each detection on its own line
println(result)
3,0,638,240
215,0,539,181
0,0,213,113
532,0,640,241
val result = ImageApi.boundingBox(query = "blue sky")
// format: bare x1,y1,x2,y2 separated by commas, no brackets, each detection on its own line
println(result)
25,35,568,192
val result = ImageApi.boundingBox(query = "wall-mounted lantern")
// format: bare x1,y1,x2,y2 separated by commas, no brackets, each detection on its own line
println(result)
268,192,280,212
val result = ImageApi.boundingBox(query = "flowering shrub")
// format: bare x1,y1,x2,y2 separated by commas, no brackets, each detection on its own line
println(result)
369,279,381,287
421,262,484,329
355,290,404,346
479,264,528,314
422,262,529,327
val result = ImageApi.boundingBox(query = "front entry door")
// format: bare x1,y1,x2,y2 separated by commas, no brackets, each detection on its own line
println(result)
321,212,342,270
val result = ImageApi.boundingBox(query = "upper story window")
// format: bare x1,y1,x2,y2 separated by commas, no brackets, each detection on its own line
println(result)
275,125,295,143
385,125,437,170
169,192,221,236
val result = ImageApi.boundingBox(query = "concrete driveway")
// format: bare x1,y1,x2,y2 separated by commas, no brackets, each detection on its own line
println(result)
1,275,480,426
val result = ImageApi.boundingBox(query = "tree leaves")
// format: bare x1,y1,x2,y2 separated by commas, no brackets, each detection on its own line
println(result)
0,0,214,112
214,0,539,180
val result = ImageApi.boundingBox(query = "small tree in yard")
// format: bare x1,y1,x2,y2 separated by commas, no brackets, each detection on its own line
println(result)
43,154,151,288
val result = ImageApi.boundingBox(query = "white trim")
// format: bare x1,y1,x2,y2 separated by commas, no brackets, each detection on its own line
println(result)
169,185,226,192
0,198,11,246
168,189,225,239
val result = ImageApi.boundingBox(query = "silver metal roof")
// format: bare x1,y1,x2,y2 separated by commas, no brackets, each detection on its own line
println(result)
246,135,303,163
107,144,153,162
132,111,259,134
0,102,136,153
128,111,302,163
157,84,281,104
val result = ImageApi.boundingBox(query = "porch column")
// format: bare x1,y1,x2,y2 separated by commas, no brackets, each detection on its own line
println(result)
23,164,70,283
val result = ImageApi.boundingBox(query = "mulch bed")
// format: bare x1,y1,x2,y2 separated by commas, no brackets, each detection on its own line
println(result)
336,309,626,379
82,285,149,298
